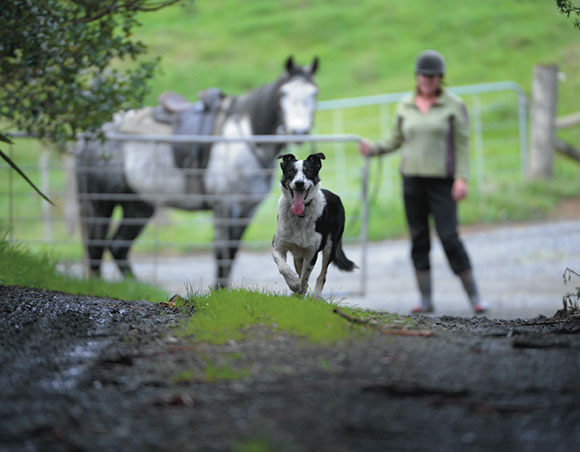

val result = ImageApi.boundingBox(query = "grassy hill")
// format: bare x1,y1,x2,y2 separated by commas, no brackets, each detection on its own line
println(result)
130,0,580,241
135,0,580,115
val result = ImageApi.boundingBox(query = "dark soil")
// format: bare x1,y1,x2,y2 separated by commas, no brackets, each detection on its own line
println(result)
1,284,580,452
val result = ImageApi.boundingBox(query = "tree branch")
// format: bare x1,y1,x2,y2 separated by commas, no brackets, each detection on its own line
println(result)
556,112,580,129
73,0,182,24
0,147,55,206
333,307,433,336
555,138,580,163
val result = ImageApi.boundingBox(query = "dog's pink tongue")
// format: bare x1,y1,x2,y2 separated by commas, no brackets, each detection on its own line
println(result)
292,191,305,216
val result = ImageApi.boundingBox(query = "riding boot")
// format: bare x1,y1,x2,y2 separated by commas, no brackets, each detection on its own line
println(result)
459,269,488,314
412,270,433,313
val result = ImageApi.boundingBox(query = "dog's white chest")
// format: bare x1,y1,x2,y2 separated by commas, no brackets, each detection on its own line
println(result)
274,193,325,255
282,216,320,251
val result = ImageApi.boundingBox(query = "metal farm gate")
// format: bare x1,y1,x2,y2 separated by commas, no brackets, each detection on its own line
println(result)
0,81,528,297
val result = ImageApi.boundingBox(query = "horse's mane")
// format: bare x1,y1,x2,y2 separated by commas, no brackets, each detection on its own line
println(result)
235,64,315,135
236,81,281,135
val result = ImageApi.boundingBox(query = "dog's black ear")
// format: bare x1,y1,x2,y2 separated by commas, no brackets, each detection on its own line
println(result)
306,152,325,172
308,152,325,161
277,153,297,162
284,56,295,74
309,56,319,76
278,153,297,169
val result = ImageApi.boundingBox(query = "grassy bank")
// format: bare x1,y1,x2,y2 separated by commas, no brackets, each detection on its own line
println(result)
176,288,408,344
0,239,411,343
0,239,169,302
135,0,580,111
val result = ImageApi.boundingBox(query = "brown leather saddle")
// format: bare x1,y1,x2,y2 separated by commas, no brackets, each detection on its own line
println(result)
153,88,230,171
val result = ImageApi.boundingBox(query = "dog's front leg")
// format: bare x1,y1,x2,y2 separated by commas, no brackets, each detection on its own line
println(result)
293,256,304,277
312,248,332,299
297,253,317,296
272,246,301,293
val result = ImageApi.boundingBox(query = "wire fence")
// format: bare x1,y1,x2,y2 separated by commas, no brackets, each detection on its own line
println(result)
1,81,527,294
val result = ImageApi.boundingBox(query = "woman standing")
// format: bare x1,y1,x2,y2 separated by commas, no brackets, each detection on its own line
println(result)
359,50,488,314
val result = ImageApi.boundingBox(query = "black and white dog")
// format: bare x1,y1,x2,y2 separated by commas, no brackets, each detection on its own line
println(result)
272,152,356,298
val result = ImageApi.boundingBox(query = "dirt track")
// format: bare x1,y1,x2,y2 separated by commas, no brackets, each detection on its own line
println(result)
1,284,580,451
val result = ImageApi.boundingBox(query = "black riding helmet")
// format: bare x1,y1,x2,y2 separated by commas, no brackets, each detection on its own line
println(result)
415,50,446,76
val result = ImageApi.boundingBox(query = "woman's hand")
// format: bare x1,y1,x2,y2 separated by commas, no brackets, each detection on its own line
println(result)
359,139,374,157
452,178,468,201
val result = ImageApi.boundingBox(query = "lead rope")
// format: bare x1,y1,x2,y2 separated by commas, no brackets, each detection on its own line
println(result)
344,153,383,236
308,139,383,236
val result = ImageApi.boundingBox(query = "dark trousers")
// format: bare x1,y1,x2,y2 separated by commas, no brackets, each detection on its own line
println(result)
403,176,472,274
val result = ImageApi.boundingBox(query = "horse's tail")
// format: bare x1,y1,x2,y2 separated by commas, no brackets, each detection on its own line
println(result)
333,240,358,272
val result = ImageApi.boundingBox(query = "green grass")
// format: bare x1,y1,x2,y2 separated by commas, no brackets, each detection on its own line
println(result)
0,238,409,344
178,288,405,344
0,239,169,302
134,0,580,112
171,362,251,383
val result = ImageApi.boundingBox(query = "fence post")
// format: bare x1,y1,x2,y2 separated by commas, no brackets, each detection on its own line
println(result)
529,64,558,179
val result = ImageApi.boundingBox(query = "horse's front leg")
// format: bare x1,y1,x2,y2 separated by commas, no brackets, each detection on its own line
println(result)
213,204,233,289
212,202,255,289
109,200,155,278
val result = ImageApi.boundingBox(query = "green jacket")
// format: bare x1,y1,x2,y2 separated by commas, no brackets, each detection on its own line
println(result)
372,90,470,180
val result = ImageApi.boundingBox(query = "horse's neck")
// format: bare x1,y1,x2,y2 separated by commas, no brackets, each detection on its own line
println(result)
231,81,285,167
237,82,281,135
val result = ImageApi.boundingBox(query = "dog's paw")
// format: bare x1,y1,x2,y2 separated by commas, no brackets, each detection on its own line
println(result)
296,282,309,296
286,277,301,293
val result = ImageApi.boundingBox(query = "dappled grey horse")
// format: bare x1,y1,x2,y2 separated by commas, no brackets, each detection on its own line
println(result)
76,56,319,288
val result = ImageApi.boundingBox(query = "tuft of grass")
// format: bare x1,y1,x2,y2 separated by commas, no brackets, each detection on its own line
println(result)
179,288,375,344
0,239,169,302
233,435,278,452
170,352,252,383
202,362,252,382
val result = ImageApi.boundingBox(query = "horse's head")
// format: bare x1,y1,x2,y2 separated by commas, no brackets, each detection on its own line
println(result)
277,56,319,135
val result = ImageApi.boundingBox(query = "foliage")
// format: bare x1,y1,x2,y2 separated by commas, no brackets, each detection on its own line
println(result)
0,0,182,145
0,238,168,301
556,0,580,29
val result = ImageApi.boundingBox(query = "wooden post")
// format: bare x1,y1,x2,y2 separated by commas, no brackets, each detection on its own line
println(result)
529,64,558,179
